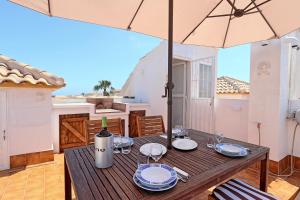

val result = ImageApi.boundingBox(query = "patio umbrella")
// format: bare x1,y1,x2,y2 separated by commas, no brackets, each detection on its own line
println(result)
9,0,300,148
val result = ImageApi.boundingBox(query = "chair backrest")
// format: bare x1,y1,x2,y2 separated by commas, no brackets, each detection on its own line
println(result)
136,115,165,137
85,118,123,145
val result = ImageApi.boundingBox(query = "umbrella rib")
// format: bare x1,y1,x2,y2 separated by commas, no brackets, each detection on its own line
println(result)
245,0,272,13
181,0,224,44
207,14,233,18
47,0,52,16
127,0,144,30
251,0,278,38
222,0,235,47
226,0,237,11
243,0,256,11
244,10,259,15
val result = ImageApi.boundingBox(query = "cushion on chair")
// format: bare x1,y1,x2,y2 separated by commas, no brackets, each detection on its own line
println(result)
212,178,278,200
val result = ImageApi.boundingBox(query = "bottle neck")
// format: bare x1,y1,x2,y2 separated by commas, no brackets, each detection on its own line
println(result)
102,117,107,128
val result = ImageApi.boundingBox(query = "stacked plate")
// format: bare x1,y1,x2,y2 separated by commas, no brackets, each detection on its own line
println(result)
215,143,248,157
133,163,178,191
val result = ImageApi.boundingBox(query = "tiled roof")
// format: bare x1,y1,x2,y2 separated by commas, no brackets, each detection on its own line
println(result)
217,76,249,94
0,55,65,89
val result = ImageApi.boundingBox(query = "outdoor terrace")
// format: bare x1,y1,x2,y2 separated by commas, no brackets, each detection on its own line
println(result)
0,154,299,200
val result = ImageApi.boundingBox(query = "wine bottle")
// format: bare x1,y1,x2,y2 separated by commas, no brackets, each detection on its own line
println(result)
98,116,110,137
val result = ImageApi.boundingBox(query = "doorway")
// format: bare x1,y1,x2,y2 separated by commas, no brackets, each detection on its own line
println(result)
189,57,216,133
0,91,9,170
172,62,187,127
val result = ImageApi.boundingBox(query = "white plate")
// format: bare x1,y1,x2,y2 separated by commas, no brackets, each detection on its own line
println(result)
135,164,177,187
222,144,240,154
215,143,248,157
133,174,178,192
172,139,198,151
139,143,167,156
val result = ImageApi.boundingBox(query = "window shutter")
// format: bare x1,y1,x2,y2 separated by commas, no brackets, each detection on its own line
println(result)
191,57,214,99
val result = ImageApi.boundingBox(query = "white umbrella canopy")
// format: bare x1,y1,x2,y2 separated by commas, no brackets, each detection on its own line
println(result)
10,0,300,48
9,0,300,148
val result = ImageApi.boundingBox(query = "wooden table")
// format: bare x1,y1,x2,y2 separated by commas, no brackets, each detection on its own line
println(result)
64,130,269,200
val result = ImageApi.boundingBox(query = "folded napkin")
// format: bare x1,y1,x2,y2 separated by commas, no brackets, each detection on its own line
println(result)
173,167,189,179
160,134,168,139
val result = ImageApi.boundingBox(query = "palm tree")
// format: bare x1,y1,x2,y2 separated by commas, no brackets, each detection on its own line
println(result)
94,80,111,96
110,86,115,95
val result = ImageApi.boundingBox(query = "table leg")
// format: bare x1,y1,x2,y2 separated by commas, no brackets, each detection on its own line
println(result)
260,152,269,192
64,158,72,200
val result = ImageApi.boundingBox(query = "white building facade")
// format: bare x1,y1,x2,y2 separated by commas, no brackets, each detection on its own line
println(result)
0,55,65,170
122,31,300,168
122,41,218,132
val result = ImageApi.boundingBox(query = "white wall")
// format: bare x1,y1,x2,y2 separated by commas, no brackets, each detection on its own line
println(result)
215,98,249,142
4,88,53,156
122,41,218,127
135,42,168,123
288,31,300,100
248,39,291,161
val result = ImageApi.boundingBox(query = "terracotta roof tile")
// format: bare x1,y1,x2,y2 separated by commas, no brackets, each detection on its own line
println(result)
0,55,65,89
217,76,249,94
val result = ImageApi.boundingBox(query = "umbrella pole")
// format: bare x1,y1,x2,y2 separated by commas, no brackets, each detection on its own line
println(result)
167,0,173,149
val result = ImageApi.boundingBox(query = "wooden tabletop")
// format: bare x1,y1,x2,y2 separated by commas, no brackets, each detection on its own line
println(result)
64,130,269,200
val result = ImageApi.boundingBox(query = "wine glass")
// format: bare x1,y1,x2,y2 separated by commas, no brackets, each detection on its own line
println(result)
183,129,190,139
215,133,224,144
121,137,131,154
113,134,122,154
207,136,215,149
137,153,149,168
174,125,183,138
175,125,183,130
150,144,163,162
175,125,183,132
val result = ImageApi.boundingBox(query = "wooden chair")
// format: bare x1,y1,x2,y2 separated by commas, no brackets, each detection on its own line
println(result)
136,115,165,137
85,118,123,145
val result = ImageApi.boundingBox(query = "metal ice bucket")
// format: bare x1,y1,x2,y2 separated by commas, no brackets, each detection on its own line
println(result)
95,132,113,168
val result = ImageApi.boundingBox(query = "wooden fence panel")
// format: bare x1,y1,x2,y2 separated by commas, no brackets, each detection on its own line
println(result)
59,113,89,152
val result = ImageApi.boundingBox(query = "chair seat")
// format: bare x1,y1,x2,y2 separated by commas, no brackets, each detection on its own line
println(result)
212,178,278,200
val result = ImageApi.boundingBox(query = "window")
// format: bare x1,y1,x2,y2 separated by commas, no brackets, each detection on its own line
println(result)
191,57,214,99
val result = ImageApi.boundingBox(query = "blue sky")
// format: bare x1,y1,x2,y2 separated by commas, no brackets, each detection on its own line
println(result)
1,1,250,95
